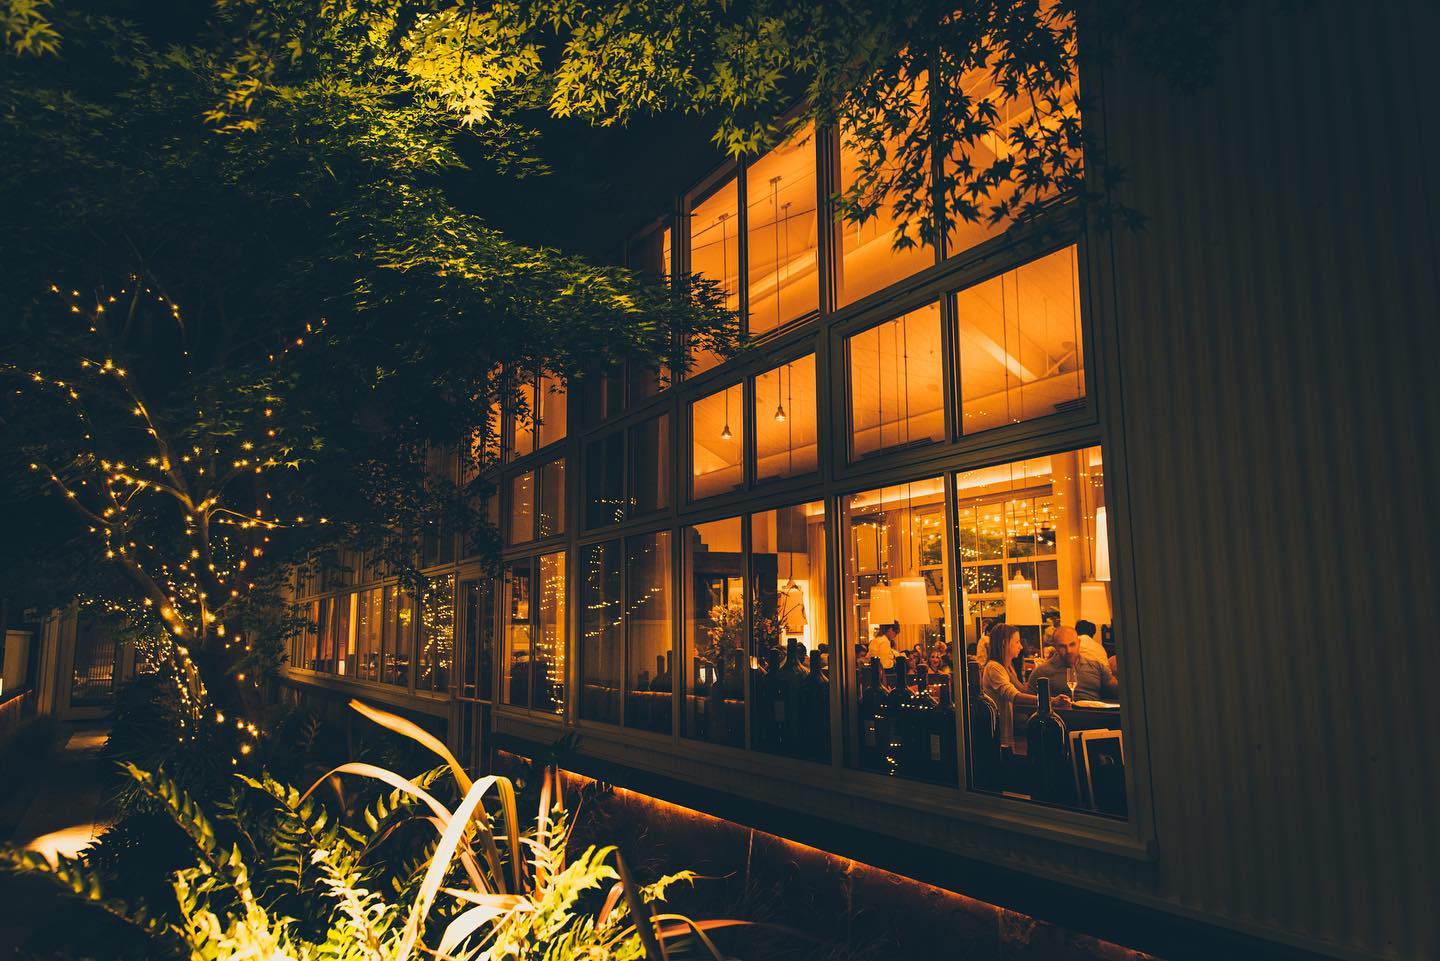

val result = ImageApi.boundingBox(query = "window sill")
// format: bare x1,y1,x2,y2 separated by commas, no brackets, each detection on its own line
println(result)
497,716,1154,863
280,668,451,717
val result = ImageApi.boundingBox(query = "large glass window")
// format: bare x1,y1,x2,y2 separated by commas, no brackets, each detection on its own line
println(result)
943,13,1080,257
848,303,946,461
354,587,383,683
955,246,1085,434
629,414,670,515
502,560,532,707
626,531,674,734
418,575,455,694
837,76,936,306
535,551,566,714
957,445,1122,816
458,577,494,701
746,124,820,334
580,540,622,725
688,175,740,375
842,477,955,785
750,502,830,762
629,222,673,280
508,373,567,460
382,585,414,686
509,471,534,545
537,459,566,539
689,175,741,313
585,433,625,528
683,517,745,747
755,354,818,482
691,383,745,499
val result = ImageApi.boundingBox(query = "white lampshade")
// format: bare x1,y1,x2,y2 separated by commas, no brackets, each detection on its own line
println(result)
1080,580,1112,626
1005,572,1042,626
1094,506,1111,582
868,584,895,625
895,577,930,625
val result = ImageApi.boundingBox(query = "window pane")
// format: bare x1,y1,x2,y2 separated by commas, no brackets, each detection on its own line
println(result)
585,433,625,528
535,551,567,715
630,414,670,515
503,560,532,707
508,379,535,462
957,246,1085,434
750,502,830,762
509,470,535,544
335,594,356,677
538,459,566,538
755,354,818,482
848,303,946,460
626,531,674,735
418,575,455,693
459,578,494,700
842,477,956,785
837,75,935,306
689,175,740,376
537,375,567,449
943,12,1080,257
958,446,1122,816
578,370,624,430
383,586,415,686
691,383,744,499
354,588,383,683
580,541,622,725
629,223,672,279
683,517,745,747
746,124,819,335
689,175,740,314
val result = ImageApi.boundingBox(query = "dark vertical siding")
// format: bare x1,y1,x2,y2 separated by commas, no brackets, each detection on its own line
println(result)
1101,1,1440,956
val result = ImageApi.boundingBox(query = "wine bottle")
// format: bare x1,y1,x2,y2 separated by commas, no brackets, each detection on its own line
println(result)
857,657,887,771
778,640,809,755
969,692,1002,791
1025,677,1072,805
885,655,910,777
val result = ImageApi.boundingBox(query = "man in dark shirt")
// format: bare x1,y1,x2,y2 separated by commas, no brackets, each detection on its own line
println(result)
1028,625,1119,702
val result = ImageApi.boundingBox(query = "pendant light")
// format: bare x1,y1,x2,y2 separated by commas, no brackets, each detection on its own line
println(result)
1094,506,1111,581
1079,580,1111,626
869,583,896,625
895,576,929,625
774,357,787,422
720,385,733,441
1005,571,1042,625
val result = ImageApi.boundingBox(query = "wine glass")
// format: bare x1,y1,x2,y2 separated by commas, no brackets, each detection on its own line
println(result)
1065,665,1078,705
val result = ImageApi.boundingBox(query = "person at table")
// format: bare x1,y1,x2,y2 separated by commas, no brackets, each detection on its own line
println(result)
869,622,899,669
1028,625,1119,703
981,624,1070,749
1074,619,1112,670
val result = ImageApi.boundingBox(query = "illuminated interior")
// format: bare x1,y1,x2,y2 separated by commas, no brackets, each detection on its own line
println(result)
683,516,745,748
509,470,534,544
956,245,1085,433
848,303,946,460
755,354,818,481
746,124,820,334
625,531,673,734
580,539,622,724
691,382,745,499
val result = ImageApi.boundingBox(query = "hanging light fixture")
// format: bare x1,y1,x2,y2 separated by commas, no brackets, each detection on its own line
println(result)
1094,505,1111,581
1079,580,1112,626
869,584,896,625
774,359,787,422
1005,572,1042,625
895,576,929,625
720,385,733,440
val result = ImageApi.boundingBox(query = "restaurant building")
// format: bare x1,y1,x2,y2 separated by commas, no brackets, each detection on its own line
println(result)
280,4,1438,959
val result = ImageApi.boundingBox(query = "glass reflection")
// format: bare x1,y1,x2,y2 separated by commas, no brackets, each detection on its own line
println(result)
626,531,673,734
755,354,817,482
691,384,745,499
843,477,956,784
750,502,829,762
580,541,622,724
683,517,745,747
503,560,532,707
957,246,1084,434
535,551,566,714
848,303,946,461
746,124,819,334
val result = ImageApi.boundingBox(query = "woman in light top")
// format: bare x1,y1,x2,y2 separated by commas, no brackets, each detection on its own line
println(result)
980,623,1070,749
